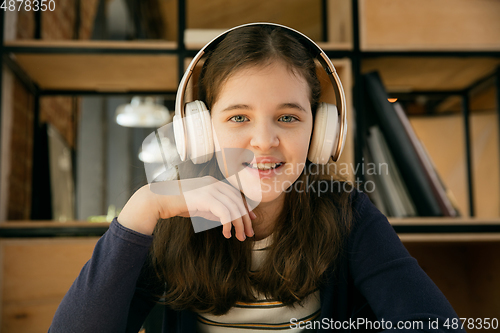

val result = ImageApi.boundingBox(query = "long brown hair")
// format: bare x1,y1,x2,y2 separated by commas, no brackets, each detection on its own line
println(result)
146,25,355,315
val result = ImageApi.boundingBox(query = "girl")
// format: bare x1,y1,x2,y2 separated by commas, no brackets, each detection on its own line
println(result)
50,24,463,332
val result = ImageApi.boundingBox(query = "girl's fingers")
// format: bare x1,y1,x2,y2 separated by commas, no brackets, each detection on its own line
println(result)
242,199,255,236
216,184,255,238
237,201,254,238
222,220,232,239
212,191,247,241
183,192,235,239
183,177,255,241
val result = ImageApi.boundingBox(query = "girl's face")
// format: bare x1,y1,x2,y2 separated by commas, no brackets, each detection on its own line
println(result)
211,61,314,204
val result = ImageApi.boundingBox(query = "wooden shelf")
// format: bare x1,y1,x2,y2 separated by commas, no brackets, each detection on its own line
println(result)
185,41,353,52
361,57,500,92
316,42,352,51
389,218,500,241
0,221,110,228
0,221,111,238
13,54,177,92
399,233,500,242
3,40,178,50
4,40,179,92
2,217,500,240
389,217,500,225
3,217,500,227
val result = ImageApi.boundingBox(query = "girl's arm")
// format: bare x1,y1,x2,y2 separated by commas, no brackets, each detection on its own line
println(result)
49,218,155,332
49,179,254,332
348,189,465,333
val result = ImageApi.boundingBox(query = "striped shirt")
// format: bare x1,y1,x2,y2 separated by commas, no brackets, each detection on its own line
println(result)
196,235,321,332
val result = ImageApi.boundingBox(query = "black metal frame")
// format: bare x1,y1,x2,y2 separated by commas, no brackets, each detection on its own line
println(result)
0,0,499,236
0,12,4,184
3,223,500,238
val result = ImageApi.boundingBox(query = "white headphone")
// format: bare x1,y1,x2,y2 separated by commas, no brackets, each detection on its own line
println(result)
173,23,347,165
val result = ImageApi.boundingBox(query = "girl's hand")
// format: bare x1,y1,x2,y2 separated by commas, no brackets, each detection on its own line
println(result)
117,176,255,241
176,176,255,241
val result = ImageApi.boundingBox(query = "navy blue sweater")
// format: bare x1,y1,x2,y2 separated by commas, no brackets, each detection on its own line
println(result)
49,189,464,332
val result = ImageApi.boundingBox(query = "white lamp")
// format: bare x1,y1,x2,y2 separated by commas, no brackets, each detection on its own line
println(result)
138,136,178,163
138,136,179,181
116,96,171,127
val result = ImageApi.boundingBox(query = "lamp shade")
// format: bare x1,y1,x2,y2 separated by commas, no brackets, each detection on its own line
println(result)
116,96,171,127
139,136,179,181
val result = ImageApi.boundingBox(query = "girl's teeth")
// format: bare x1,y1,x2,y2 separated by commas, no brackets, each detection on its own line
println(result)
247,162,283,170
259,163,273,169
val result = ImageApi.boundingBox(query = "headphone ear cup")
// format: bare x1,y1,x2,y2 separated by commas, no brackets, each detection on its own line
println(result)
308,103,339,164
185,100,214,164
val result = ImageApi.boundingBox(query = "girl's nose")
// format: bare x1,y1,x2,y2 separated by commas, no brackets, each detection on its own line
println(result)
249,122,280,151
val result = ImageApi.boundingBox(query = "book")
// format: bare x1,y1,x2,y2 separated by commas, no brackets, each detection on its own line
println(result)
363,72,443,216
393,102,460,217
366,125,417,217
362,146,389,216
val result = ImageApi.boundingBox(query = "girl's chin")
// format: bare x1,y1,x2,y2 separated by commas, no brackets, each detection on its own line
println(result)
225,178,284,207
242,184,285,205
258,191,285,204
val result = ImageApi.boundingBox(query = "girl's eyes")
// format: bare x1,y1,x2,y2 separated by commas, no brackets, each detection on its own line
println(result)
279,115,298,123
228,115,299,123
229,115,248,123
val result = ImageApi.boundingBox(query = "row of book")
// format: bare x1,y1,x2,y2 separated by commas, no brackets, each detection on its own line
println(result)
362,72,460,217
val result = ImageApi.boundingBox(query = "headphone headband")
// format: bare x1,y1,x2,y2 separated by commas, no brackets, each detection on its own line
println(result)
174,22,347,162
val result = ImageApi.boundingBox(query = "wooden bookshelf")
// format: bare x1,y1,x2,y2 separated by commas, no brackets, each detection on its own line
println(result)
1,1,500,331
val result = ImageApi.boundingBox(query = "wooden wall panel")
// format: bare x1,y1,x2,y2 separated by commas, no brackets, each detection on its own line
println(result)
0,238,99,332
186,0,322,41
360,0,500,51
403,243,472,318
404,241,500,331
6,78,34,221
326,0,352,48
159,0,178,41
41,0,75,40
